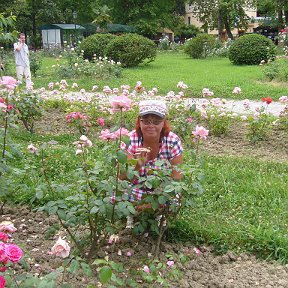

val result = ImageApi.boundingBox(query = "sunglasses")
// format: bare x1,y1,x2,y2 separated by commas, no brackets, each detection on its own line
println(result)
140,118,163,125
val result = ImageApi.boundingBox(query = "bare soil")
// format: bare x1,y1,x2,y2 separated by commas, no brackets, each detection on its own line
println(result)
1,206,288,288
4,108,287,287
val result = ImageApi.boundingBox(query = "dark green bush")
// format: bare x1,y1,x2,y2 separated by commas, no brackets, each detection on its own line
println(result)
79,33,116,60
184,33,216,59
228,34,276,65
105,33,157,67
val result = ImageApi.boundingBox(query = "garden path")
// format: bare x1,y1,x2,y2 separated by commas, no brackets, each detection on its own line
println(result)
44,90,287,116
187,98,285,116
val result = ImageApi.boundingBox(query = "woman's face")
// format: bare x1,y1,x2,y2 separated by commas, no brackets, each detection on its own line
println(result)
139,114,164,139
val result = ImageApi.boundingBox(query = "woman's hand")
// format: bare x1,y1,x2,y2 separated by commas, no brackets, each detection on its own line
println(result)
134,147,151,169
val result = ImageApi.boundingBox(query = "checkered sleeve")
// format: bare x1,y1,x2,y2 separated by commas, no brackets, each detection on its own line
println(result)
127,131,140,155
166,132,183,159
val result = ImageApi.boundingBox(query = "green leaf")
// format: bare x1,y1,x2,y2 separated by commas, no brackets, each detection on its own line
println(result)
164,185,175,193
80,262,93,277
35,189,44,199
99,266,112,284
67,259,80,274
116,150,127,164
90,206,99,214
57,210,66,221
92,259,107,265
48,205,58,215
127,204,136,215
158,195,167,205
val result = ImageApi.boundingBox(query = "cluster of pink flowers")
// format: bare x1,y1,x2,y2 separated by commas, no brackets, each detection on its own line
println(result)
134,81,145,93
232,87,241,94
73,135,93,155
177,81,188,90
279,96,288,103
0,221,23,287
66,112,90,126
0,98,13,113
0,76,17,90
99,127,130,141
202,88,214,97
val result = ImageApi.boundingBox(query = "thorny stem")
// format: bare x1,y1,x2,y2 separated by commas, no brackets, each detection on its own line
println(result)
193,138,200,165
57,213,86,259
153,213,168,258
111,108,123,224
1,99,9,164
40,148,55,198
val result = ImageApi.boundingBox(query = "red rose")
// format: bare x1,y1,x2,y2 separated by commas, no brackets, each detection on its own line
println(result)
262,97,273,104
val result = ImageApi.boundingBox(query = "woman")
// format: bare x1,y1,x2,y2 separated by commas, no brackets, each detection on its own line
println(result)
121,99,183,203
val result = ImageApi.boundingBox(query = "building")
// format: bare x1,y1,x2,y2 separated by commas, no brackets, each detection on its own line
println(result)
185,4,259,38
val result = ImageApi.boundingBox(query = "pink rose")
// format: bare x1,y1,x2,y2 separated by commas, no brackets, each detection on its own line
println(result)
143,265,150,273
110,96,131,111
0,76,17,90
99,129,117,141
114,127,130,137
0,243,7,262
0,275,6,288
192,125,209,140
51,237,70,258
0,232,8,242
97,118,105,127
5,244,23,263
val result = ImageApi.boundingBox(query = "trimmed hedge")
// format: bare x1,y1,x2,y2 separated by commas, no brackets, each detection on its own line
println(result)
80,33,116,60
228,34,276,65
184,33,216,59
105,33,157,67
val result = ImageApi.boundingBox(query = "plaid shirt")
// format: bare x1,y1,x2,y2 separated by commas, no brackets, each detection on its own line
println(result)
127,131,183,201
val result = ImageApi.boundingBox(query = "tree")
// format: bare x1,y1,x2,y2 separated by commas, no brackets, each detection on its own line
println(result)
0,13,18,44
188,0,257,40
257,0,288,28
92,4,112,29
97,0,177,37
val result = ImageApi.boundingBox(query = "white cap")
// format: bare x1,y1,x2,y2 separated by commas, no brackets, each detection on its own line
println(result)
139,100,167,118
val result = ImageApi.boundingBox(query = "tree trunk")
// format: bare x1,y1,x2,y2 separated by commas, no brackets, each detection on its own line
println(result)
217,10,223,41
284,9,288,24
32,0,37,51
223,16,233,40
278,9,284,28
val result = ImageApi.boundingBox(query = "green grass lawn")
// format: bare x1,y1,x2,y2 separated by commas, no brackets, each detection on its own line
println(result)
33,51,288,100
168,155,288,262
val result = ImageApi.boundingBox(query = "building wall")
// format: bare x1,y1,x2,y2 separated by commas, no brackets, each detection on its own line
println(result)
185,4,258,37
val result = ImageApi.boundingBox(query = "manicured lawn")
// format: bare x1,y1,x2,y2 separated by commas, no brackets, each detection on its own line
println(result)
169,155,288,262
34,51,288,100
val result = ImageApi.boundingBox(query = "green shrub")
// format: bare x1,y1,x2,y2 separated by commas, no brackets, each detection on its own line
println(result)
184,33,216,59
80,33,116,60
262,58,288,81
105,33,157,67
228,34,276,65
29,51,42,77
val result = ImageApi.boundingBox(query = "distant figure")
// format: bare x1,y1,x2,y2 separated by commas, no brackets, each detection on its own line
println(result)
14,33,32,87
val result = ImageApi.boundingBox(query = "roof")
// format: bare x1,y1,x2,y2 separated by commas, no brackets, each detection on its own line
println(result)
106,24,135,33
38,24,85,30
